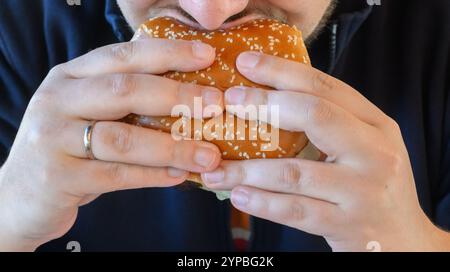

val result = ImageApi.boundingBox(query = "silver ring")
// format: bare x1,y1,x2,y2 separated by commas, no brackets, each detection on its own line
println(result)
83,121,97,160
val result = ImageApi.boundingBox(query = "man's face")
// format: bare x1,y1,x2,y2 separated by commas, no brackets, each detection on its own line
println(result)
118,0,335,41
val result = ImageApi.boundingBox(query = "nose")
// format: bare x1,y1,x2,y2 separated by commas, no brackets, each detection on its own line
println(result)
179,0,248,30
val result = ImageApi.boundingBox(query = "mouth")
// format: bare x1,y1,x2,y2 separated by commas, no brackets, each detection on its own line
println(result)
151,9,267,30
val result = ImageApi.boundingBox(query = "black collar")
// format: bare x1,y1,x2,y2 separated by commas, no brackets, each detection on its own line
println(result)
105,0,133,42
309,1,373,73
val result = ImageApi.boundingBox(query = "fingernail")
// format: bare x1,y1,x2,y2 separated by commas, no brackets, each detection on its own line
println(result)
225,87,247,105
168,167,187,178
203,168,225,184
192,41,214,60
231,189,249,207
194,146,217,168
203,88,222,106
237,52,261,69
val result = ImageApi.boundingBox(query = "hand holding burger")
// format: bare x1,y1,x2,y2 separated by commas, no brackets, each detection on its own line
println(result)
0,18,223,251
125,16,450,251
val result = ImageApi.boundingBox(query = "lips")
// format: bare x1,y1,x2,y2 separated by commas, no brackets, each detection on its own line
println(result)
148,9,267,30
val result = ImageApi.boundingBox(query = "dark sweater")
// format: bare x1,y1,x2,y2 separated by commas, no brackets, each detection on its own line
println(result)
0,0,448,251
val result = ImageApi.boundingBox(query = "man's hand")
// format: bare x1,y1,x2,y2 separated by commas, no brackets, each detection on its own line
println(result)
202,51,450,251
0,38,223,251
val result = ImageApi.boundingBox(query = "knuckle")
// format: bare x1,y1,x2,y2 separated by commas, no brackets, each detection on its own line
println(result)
298,165,316,191
168,139,182,164
46,63,72,80
28,121,55,146
99,123,134,155
109,74,136,98
305,97,333,125
48,64,65,77
162,40,182,56
289,199,305,223
312,72,335,92
375,148,404,178
111,125,134,155
108,42,135,63
106,163,128,189
279,162,302,190
259,89,270,106
29,90,52,110
31,84,59,109
234,164,248,183
173,82,185,104
384,152,404,176
384,116,401,133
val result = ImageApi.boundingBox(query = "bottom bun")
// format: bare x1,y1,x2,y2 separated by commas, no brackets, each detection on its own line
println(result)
187,172,231,200
187,173,203,185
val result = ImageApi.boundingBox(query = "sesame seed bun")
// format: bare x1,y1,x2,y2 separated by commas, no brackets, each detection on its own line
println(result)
123,17,316,188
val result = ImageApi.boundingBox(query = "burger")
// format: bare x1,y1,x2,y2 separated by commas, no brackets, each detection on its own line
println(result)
123,17,321,199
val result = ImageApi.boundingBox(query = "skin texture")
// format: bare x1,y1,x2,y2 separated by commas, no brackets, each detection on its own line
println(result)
0,0,449,251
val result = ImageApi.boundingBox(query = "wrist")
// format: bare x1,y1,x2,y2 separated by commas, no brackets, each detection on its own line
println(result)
0,232,40,252
428,224,450,252
417,212,450,252
0,169,41,252
0,200,42,252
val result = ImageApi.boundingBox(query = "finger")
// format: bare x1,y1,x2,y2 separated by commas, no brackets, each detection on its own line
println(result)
62,120,221,173
58,39,216,78
59,157,189,196
202,159,358,204
61,73,223,120
235,52,389,127
224,86,380,159
230,186,343,237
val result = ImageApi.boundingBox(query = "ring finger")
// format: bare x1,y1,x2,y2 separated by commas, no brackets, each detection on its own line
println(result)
61,120,221,173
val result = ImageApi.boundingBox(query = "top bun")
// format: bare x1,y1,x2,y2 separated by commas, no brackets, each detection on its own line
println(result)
124,17,314,184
